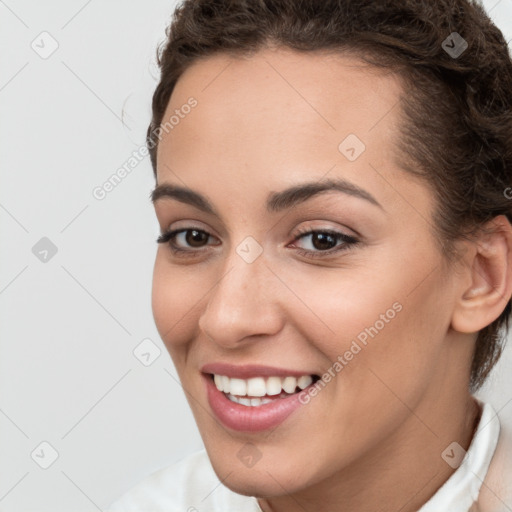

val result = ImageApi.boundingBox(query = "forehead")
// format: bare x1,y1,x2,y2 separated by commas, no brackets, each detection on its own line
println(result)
158,47,405,173
154,47,436,229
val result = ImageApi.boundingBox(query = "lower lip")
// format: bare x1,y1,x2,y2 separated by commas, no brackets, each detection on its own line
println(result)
204,374,309,432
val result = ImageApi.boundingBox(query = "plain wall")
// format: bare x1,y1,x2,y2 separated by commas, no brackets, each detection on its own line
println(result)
1,1,511,510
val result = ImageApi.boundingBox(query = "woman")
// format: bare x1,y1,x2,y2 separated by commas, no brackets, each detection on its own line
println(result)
109,0,512,510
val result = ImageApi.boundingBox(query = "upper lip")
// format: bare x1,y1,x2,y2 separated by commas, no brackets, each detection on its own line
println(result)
201,362,317,379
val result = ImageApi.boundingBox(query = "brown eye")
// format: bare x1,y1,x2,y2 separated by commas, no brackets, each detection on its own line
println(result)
309,232,337,251
156,227,219,256
290,229,359,259
185,229,209,247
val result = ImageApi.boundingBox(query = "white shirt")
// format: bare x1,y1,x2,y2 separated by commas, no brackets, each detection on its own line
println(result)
108,401,500,512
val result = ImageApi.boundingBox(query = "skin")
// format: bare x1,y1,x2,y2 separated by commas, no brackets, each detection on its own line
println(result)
151,47,512,512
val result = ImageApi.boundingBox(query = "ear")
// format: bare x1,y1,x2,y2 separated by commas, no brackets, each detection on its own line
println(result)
451,215,512,334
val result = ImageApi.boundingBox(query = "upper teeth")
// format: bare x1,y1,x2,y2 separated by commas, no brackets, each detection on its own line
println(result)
213,374,313,396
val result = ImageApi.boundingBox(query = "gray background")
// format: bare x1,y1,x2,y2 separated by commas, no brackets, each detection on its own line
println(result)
1,1,511,510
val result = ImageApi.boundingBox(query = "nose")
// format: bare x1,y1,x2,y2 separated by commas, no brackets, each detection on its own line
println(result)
198,251,284,349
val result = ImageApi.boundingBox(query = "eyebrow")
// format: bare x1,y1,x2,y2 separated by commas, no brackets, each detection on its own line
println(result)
151,178,383,215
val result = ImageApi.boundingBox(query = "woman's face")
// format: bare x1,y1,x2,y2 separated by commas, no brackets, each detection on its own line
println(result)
151,48,467,496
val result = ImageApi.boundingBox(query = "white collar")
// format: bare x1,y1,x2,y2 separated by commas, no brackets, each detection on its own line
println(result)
418,400,500,512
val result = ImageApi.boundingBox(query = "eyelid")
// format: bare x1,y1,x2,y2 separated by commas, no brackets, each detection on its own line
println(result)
156,226,219,245
291,223,358,241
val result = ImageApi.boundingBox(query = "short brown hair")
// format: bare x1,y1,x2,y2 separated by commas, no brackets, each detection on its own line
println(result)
147,0,512,391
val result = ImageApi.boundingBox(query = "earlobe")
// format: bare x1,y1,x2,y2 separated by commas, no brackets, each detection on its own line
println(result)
451,215,512,334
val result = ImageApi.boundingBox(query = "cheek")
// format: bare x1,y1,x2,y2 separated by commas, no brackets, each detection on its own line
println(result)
279,247,450,399
274,259,405,359
151,253,201,352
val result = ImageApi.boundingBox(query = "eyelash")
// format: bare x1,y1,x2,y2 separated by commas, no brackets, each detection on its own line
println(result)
156,226,359,259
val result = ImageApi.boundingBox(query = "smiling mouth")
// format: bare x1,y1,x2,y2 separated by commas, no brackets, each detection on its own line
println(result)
209,373,321,406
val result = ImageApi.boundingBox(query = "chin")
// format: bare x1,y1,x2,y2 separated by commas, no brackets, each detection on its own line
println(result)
214,465,300,498
205,445,315,498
